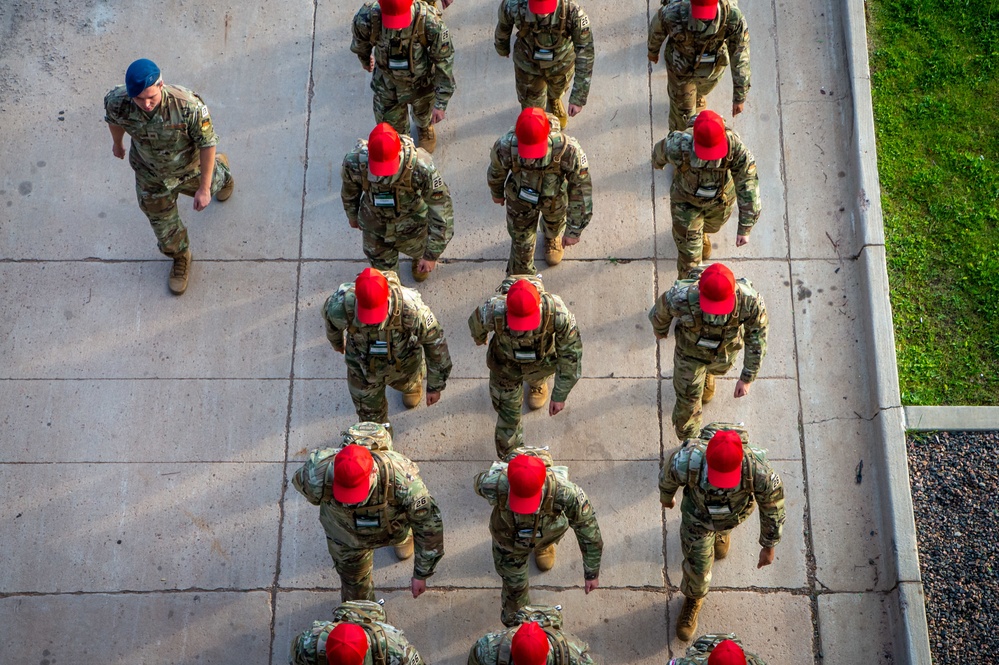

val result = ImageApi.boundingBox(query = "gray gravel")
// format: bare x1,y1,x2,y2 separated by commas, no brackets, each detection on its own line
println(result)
908,431,999,665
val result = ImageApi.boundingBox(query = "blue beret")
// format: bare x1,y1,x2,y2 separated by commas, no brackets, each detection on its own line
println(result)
125,59,161,98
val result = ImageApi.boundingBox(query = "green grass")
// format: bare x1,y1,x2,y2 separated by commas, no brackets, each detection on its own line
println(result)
868,0,999,404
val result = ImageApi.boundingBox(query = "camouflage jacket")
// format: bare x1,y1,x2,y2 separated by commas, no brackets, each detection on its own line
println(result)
291,620,425,665
341,135,455,261
468,626,594,665
468,290,582,402
474,462,602,578
494,0,594,106
323,271,453,392
104,83,219,181
487,120,593,238
351,1,456,110
652,118,760,234
647,0,751,101
292,448,445,579
669,633,767,665
659,433,785,547
648,268,768,382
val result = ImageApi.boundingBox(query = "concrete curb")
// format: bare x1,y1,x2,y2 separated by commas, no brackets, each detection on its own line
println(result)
904,406,999,431
842,2,933,662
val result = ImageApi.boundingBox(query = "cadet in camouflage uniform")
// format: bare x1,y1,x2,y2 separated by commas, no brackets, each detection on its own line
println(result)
292,423,445,601
669,634,768,665
469,277,582,458
290,600,426,665
351,0,456,153
653,110,760,279
104,59,234,295
468,607,595,665
342,123,454,282
324,268,452,424
494,0,594,129
488,108,592,274
649,263,767,441
475,452,602,626
660,426,785,641
647,0,751,132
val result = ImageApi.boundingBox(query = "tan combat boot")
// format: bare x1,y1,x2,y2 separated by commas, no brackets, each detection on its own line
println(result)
551,98,568,129
527,381,549,410
394,533,414,560
418,125,437,153
535,544,556,571
714,533,730,560
675,596,704,642
403,383,424,408
702,375,716,404
412,259,430,283
702,234,712,260
544,236,564,266
168,249,192,295
216,153,235,201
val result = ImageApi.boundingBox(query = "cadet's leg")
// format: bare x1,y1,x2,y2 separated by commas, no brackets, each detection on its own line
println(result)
672,351,708,441
387,355,426,397
135,178,188,257
492,541,531,627
545,66,574,128
667,70,698,133
372,72,410,136
346,357,390,424
702,195,736,239
671,200,706,279
693,76,721,118
362,230,401,272
409,87,435,131
679,514,716,599
506,205,541,276
327,537,376,602
539,200,569,243
490,367,526,458
514,66,548,110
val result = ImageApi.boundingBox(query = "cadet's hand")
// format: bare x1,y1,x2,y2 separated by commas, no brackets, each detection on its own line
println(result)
411,578,427,598
733,101,745,116
112,143,126,160
734,379,750,398
417,258,436,274
363,54,375,72
549,401,566,416
475,339,487,346
426,390,441,407
431,108,446,124
562,236,579,247
736,234,750,247
648,53,659,64
492,197,505,205
333,347,345,354
654,331,668,340
441,0,454,7
584,577,599,594
757,546,775,568
662,497,675,509
348,218,359,229
193,187,212,212
568,104,583,117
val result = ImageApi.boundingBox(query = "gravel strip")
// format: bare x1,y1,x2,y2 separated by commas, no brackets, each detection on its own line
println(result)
908,431,999,664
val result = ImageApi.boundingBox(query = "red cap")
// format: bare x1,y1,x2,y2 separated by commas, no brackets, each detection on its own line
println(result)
333,445,375,504
690,0,719,21
515,108,551,160
326,623,369,665
507,455,547,514
693,110,729,161
708,639,747,665
378,0,414,29
511,622,550,665
368,123,402,177
528,0,558,15
699,263,736,315
706,431,744,489
355,268,390,325
506,280,542,331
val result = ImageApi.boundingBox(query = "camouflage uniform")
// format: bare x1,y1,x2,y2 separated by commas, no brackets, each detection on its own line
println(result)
647,0,751,132
474,458,602,626
494,0,594,121
292,426,445,602
669,633,767,665
351,1,456,136
104,84,233,257
342,134,454,271
652,118,760,278
290,600,426,665
469,280,583,457
649,267,768,440
323,271,453,424
468,606,595,665
487,117,593,275
659,425,785,599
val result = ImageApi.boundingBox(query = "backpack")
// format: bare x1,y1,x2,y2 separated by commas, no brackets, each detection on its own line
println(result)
293,423,395,505
687,633,743,656
497,605,570,665
332,599,388,625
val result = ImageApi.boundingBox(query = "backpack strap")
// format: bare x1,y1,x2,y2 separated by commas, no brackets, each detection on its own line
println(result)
545,628,571,665
398,144,419,191
362,623,389,665
365,452,395,528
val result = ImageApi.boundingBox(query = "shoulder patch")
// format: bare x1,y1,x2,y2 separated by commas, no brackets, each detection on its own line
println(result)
578,14,590,28
431,172,444,189
440,27,450,41
578,151,588,170
413,495,429,510
424,310,436,326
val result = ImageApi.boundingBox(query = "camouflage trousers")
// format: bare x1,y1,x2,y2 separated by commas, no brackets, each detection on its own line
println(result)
346,352,426,425
359,210,430,273
680,512,738,599
490,364,556,458
326,528,412,602
134,157,232,257
672,347,740,441
372,69,435,136
666,69,722,133
492,534,566,626
504,189,569,275
671,193,735,279
514,63,574,116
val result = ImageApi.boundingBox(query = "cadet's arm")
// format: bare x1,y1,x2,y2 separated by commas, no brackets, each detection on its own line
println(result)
659,450,682,507
551,302,582,404
730,140,761,238
755,467,786,563
420,308,452,399
648,290,676,339
407,485,445,584
487,141,510,203
647,10,667,63
739,295,769,384
107,123,126,159
422,168,454,264
341,159,363,229
350,11,375,69
564,148,592,239
431,22,456,116
564,483,603,589
323,295,348,353
467,642,485,665
194,146,216,211
568,10,594,109
728,12,752,106
494,1,514,57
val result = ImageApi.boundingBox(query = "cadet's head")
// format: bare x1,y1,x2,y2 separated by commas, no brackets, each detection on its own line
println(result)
507,454,547,514
690,0,720,21
698,263,736,315
708,639,747,665
692,110,728,161
515,108,551,160
368,123,402,177
511,622,550,665
326,622,370,665
527,0,558,16
706,431,744,489
125,58,163,112
333,445,375,504
378,0,414,29
506,280,542,331
355,267,390,324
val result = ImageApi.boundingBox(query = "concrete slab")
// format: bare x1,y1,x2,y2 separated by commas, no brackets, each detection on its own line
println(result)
0,262,297,379
903,406,999,431
817,592,893,664
0,462,282,593
0,379,287,463
0,591,272,665
774,0,850,104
